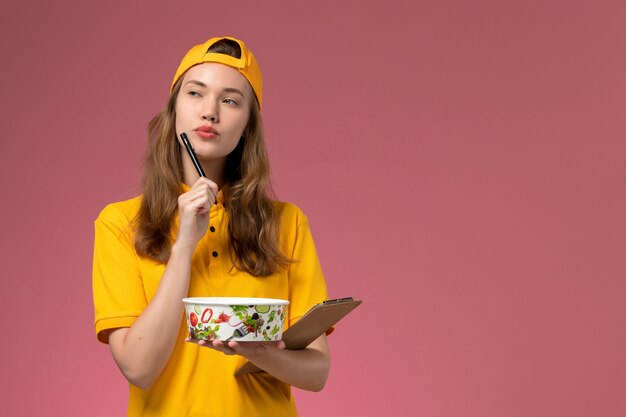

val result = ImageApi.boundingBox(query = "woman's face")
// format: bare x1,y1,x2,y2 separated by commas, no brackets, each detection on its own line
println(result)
175,63,252,163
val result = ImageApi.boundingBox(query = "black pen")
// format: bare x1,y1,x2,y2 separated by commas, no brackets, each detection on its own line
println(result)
180,133,206,178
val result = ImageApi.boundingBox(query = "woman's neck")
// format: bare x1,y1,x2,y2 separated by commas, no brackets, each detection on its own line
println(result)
181,154,226,189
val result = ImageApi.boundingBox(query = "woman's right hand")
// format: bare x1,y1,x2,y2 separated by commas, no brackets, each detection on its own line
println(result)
107,177,218,389
174,177,219,252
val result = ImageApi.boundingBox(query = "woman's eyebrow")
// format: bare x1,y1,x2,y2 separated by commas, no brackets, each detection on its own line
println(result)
185,80,207,88
184,81,245,98
222,87,245,97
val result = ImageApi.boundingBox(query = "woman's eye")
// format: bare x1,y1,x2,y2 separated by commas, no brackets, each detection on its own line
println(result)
223,98,238,105
188,91,201,97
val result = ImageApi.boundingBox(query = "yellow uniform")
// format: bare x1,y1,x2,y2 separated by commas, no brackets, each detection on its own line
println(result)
93,190,330,416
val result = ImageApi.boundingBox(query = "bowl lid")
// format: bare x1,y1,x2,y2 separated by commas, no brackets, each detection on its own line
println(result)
182,297,289,306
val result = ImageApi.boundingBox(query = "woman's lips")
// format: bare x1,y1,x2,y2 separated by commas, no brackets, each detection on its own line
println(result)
194,126,218,139
195,130,217,139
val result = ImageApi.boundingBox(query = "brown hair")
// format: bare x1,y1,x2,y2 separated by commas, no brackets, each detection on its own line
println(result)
134,40,290,276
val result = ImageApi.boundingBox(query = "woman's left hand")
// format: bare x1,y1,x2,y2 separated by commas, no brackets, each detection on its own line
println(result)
186,338,286,358
186,335,329,391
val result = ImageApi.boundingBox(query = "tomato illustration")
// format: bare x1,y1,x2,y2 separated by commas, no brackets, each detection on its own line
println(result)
214,313,230,323
189,312,198,327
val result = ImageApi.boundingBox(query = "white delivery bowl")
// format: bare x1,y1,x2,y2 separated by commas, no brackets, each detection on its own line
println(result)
182,297,289,342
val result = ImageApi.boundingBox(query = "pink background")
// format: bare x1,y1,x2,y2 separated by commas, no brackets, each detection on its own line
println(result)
1,1,625,416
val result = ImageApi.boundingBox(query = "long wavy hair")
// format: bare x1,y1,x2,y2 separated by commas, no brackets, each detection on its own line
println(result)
133,40,290,276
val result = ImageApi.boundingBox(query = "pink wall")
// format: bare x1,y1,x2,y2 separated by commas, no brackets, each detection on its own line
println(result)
1,1,625,416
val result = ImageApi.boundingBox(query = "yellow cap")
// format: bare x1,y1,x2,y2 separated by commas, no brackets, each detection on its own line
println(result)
171,36,263,109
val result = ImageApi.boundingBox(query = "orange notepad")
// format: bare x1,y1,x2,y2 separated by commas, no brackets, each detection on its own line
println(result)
234,297,362,376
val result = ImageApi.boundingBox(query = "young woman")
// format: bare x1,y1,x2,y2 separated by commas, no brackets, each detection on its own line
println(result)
93,36,331,417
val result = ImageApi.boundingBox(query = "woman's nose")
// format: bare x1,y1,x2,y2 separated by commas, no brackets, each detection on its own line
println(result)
202,102,219,123
203,112,218,123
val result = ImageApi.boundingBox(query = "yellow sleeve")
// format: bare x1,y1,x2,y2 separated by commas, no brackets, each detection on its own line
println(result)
92,203,147,343
286,210,332,334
